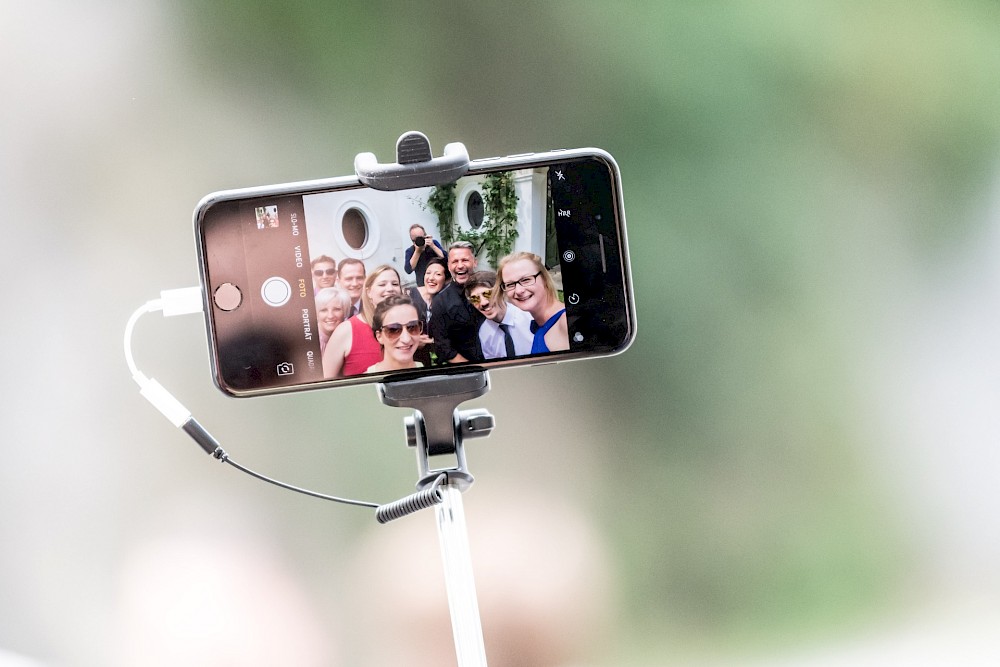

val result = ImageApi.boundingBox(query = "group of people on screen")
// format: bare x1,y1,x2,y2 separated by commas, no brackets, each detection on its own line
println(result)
309,223,568,378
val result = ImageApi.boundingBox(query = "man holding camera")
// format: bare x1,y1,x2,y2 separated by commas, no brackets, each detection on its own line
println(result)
403,223,445,287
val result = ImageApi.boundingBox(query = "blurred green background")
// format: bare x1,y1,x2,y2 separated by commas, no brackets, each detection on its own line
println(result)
3,1,1000,665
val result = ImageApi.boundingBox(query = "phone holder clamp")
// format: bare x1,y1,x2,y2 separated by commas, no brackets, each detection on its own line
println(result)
378,371,493,492
354,131,470,191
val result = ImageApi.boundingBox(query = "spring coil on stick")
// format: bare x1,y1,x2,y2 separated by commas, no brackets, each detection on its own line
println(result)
376,474,448,524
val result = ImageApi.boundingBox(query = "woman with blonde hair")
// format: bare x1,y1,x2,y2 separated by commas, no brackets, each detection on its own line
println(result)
496,251,568,353
322,264,402,377
314,286,352,354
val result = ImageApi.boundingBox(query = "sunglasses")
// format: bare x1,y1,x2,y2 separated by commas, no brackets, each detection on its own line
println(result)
467,289,494,306
379,320,423,339
313,268,337,277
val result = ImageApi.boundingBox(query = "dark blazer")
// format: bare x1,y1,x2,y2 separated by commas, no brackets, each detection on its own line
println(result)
407,286,433,368
428,282,484,363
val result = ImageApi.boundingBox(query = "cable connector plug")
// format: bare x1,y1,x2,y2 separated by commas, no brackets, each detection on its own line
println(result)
181,417,226,457
160,286,204,317
138,377,191,427
125,292,200,430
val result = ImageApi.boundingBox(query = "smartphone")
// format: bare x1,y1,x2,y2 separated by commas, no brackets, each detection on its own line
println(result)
194,148,635,397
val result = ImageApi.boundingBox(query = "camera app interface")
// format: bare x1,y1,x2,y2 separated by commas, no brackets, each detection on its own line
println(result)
201,157,627,393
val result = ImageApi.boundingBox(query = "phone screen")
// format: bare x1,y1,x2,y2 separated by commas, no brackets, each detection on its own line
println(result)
196,152,634,396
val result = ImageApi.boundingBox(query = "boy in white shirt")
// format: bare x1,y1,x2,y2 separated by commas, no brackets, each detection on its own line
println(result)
464,271,534,359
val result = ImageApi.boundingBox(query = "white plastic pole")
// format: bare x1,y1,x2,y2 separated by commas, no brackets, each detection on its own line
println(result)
435,484,488,666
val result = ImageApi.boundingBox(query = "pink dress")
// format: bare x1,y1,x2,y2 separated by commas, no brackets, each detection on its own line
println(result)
342,315,382,376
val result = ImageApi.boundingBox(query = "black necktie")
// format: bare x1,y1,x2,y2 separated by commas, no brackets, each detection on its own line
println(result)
498,323,516,358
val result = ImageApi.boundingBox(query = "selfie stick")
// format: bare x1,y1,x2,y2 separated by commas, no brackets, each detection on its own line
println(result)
378,371,492,666
359,132,490,666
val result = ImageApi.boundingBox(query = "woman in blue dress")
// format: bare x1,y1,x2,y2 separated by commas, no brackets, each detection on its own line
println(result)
497,252,568,354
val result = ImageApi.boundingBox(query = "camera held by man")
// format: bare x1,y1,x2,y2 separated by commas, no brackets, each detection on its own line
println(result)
405,224,445,287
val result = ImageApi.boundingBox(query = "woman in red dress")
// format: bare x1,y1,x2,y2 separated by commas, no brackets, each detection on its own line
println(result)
321,264,402,377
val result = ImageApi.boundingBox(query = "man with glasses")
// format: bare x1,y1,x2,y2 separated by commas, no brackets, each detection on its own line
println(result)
464,271,534,359
311,255,338,293
429,241,484,364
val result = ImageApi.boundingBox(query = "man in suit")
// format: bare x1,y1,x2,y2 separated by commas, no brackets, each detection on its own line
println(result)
464,271,534,359
337,258,366,316
429,241,483,364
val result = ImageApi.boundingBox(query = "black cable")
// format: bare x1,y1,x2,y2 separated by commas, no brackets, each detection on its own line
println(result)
212,448,380,510
177,416,379,509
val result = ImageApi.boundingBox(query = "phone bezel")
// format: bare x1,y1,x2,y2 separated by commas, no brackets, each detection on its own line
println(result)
193,148,636,397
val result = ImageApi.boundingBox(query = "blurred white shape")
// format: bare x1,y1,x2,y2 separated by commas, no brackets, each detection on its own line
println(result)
750,596,1000,667
864,163,1000,588
0,649,46,667
114,532,336,667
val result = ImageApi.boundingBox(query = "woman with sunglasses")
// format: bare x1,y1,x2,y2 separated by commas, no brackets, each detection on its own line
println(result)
496,251,568,354
366,294,425,373
322,264,403,377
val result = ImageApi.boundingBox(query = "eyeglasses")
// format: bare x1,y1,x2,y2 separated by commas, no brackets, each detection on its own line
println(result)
500,272,541,292
379,320,423,339
467,289,494,306
313,268,337,277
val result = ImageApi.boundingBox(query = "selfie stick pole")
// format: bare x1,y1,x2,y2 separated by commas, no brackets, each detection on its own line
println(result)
378,371,493,667
360,133,489,666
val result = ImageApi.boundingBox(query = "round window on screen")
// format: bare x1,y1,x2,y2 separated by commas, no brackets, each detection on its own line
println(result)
342,207,368,249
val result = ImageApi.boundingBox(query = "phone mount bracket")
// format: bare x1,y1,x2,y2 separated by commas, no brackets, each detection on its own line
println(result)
354,131,470,191
378,371,494,492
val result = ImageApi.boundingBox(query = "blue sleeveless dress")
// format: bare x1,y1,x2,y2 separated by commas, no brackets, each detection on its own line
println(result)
530,309,566,354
